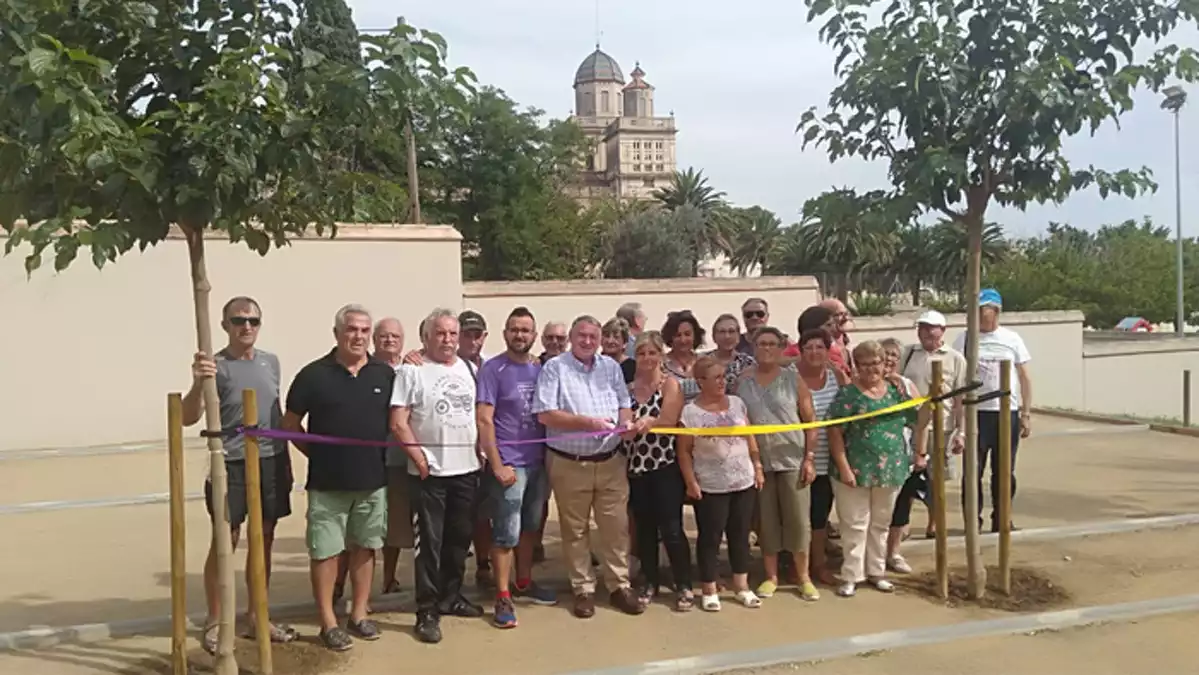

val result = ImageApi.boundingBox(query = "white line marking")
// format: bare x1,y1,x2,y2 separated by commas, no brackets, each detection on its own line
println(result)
559,594,1199,675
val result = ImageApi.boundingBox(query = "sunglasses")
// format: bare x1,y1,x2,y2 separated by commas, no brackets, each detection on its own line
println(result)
229,316,261,327
743,310,766,319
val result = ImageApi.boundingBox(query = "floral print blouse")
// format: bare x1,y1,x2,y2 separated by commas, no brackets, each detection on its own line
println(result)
826,382,917,488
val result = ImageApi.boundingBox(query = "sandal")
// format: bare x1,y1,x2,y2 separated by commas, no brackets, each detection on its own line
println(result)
674,591,695,613
201,623,219,656
701,594,722,612
239,619,298,643
734,590,762,608
756,579,778,598
319,626,354,652
346,618,381,641
637,586,656,607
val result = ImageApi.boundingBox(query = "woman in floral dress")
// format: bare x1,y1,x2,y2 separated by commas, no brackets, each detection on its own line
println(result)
826,340,930,597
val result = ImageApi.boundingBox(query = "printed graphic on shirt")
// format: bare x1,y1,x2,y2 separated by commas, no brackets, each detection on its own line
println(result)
432,372,475,426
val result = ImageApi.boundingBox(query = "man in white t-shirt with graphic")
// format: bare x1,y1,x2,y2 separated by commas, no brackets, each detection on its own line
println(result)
390,309,485,644
952,289,1033,532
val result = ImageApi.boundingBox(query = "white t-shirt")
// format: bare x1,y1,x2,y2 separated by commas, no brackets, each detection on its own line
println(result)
391,359,481,477
952,327,1031,411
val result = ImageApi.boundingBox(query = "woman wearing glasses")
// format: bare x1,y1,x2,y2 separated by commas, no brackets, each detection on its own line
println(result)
826,340,930,597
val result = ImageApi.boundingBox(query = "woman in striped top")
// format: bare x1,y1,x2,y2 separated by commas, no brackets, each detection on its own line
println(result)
795,329,848,585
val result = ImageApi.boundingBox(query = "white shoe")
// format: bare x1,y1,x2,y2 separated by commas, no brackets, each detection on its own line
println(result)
887,555,912,574
869,577,895,593
836,582,856,597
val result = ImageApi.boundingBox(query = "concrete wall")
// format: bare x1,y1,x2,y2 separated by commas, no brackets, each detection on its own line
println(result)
0,225,463,451
1082,340,1199,422
462,276,822,357
848,311,1087,411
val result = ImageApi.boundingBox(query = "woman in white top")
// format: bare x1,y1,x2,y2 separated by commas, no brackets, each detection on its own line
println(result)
677,356,765,612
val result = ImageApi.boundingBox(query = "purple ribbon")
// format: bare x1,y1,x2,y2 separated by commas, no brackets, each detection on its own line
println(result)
239,426,621,448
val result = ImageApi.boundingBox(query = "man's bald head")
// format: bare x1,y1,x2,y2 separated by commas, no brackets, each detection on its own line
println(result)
819,299,851,337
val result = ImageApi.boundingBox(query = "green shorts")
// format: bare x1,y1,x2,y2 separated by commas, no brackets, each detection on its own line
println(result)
305,488,388,561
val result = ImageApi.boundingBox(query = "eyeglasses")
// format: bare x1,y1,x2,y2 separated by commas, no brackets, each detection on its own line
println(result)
755,341,782,349
544,335,567,342
229,316,261,327
743,310,766,319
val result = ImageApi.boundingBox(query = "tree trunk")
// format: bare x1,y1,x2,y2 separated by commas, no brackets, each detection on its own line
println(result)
184,225,239,674
911,277,921,306
962,213,986,600
405,117,421,224
838,271,851,303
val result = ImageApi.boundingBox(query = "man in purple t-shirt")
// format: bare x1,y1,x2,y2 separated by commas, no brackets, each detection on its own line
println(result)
477,306,558,628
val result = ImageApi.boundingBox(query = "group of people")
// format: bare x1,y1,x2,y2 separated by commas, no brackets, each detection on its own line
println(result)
184,290,1033,653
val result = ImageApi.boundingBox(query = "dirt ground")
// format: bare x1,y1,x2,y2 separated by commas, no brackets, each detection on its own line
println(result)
0,523,1195,675
740,613,1199,675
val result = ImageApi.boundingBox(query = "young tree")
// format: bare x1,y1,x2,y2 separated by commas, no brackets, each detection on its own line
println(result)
0,2,453,670
798,0,1199,597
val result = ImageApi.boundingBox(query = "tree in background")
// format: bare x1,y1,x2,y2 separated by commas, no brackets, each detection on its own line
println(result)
438,88,596,280
0,2,455,669
654,167,729,273
798,189,899,302
928,220,1007,300
603,205,702,278
293,0,361,66
798,0,1198,598
723,205,785,276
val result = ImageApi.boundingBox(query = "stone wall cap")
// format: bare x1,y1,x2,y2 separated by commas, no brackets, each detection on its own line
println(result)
851,309,1086,330
464,276,820,298
2,220,462,243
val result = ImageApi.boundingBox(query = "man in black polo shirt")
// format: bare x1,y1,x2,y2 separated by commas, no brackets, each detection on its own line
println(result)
283,304,394,652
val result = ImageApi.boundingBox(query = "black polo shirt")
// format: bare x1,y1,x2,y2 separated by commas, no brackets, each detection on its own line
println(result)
285,349,395,492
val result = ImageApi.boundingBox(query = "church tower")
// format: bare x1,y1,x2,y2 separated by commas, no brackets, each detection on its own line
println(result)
569,49,679,203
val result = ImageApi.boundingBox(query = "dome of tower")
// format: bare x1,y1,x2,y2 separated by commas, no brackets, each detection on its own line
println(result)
574,48,625,86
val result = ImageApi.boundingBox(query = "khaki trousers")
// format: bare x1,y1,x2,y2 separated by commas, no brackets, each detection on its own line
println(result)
833,482,899,583
547,451,631,595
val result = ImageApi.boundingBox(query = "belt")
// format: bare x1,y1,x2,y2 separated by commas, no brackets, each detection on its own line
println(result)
548,447,621,463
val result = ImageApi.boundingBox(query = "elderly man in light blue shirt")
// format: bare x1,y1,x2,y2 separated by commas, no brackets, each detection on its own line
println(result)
533,315,645,619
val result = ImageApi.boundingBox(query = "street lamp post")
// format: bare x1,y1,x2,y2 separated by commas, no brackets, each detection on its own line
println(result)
1162,85,1187,337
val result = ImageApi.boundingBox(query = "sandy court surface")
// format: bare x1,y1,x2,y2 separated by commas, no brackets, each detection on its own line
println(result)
2,416,1198,634
0,525,1195,674
742,613,1199,675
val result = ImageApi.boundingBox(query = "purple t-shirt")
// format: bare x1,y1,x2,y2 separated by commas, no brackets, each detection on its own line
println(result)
477,354,545,467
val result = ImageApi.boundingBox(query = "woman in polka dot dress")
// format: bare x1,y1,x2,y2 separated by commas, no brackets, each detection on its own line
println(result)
623,330,694,611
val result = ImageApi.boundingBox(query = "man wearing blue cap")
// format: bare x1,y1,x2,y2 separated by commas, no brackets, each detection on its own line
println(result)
952,289,1033,532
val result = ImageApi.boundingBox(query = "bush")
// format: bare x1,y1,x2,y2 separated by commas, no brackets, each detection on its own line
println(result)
925,296,964,314
851,292,893,316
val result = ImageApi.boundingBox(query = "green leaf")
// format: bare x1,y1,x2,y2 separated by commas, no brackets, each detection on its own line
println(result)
26,47,56,75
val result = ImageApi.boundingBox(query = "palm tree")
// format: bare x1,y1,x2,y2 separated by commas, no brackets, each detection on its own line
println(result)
800,189,897,301
930,219,1007,298
893,223,940,305
654,168,728,273
723,206,783,276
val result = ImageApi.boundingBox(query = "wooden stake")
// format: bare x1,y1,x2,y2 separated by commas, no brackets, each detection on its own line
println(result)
962,214,986,600
243,388,273,675
930,361,949,600
167,393,188,675
997,360,1013,596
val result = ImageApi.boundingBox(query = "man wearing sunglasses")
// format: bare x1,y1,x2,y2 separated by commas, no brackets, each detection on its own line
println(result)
183,296,296,653
737,297,772,355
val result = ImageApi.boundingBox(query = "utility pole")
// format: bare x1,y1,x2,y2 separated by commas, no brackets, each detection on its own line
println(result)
1162,85,1187,337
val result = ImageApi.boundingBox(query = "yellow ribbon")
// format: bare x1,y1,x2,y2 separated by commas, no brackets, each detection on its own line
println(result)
648,396,930,437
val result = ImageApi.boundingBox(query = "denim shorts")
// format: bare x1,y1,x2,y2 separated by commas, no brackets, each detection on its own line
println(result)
488,465,549,549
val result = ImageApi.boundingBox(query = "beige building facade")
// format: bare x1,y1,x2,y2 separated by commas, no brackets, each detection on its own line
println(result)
571,47,678,202
3,223,1199,451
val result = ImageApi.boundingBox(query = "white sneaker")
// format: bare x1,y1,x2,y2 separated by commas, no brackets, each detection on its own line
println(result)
887,555,912,574
869,578,895,593
836,582,856,597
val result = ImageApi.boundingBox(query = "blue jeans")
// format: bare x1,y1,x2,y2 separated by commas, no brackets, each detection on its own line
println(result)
488,465,550,549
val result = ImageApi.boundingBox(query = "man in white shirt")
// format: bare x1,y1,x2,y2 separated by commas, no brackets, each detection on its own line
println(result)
952,289,1033,532
391,309,485,644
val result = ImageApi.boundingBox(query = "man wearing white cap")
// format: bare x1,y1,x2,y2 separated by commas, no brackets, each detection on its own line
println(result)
887,309,969,572
952,289,1032,532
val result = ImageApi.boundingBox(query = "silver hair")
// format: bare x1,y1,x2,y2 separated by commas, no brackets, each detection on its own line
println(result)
374,317,402,333
570,314,602,333
333,303,371,330
422,308,458,341
615,302,643,325
542,320,567,334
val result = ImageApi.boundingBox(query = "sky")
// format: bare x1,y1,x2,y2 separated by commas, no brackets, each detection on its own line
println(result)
347,1,1199,239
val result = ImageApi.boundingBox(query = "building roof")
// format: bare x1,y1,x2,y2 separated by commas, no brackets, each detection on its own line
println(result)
574,47,625,86
623,63,652,90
